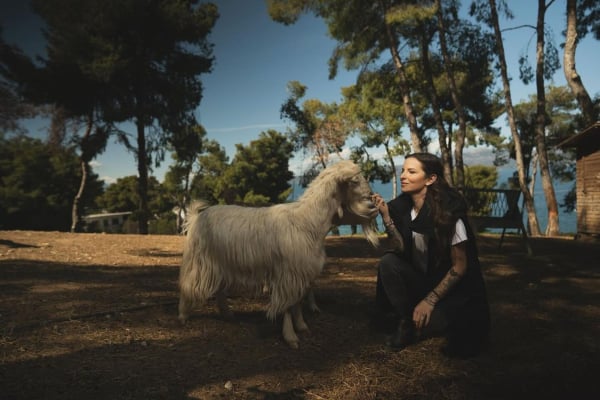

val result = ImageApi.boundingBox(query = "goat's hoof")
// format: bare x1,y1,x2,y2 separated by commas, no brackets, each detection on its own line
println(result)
286,340,299,349
309,306,321,314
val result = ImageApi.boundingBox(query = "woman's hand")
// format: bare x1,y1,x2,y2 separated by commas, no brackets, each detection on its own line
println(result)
413,300,434,330
372,193,389,218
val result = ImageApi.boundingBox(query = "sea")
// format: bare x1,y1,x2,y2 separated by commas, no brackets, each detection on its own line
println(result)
288,167,577,235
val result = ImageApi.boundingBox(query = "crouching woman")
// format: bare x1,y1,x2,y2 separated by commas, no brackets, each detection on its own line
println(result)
372,153,490,358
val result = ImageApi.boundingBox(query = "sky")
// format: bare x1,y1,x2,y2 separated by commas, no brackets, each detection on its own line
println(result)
1,0,599,184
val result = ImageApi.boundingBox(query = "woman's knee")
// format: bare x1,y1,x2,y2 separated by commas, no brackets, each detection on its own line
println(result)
378,253,412,277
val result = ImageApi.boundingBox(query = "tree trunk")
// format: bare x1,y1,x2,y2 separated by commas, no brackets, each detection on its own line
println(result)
381,7,422,152
488,0,541,235
564,0,597,125
535,0,560,236
527,151,538,233
70,116,94,233
137,120,149,234
435,0,468,189
384,141,399,198
418,26,453,184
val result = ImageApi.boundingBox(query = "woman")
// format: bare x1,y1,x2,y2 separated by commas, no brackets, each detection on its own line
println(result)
371,153,490,358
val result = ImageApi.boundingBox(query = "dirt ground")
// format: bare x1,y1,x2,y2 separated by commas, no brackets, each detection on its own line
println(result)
1,230,599,400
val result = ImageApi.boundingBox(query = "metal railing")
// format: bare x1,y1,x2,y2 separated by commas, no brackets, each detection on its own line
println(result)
464,188,531,254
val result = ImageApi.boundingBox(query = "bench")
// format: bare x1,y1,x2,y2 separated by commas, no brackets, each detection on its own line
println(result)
464,188,532,254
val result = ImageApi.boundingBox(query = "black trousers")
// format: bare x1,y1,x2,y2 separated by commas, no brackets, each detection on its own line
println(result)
376,251,448,337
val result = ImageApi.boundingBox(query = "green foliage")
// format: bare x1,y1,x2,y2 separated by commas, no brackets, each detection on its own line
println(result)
463,165,498,189
575,0,600,40
340,68,408,187
163,123,207,229
148,216,178,235
218,130,294,205
96,175,170,218
0,35,38,133
517,28,561,85
270,0,500,169
190,139,230,204
0,134,103,230
463,164,499,216
510,85,579,209
25,0,218,233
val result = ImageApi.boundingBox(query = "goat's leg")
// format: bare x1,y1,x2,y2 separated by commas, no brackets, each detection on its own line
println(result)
178,294,193,324
292,302,310,333
282,309,300,349
216,288,234,320
305,286,321,313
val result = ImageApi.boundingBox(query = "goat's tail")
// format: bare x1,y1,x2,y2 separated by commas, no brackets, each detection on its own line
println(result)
178,200,211,323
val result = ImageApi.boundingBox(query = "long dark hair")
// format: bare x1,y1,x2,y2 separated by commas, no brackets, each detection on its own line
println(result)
405,153,465,254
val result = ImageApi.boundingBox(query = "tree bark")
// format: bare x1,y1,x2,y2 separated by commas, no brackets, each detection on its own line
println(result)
435,0,467,189
488,0,541,235
535,0,560,236
70,115,93,233
563,0,597,125
418,26,453,184
137,120,149,234
380,1,422,153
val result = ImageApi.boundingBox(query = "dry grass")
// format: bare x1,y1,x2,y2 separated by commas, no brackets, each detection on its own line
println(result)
0,230,598,399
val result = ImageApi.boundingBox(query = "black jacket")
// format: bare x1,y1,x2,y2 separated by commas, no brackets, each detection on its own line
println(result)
387,192,490,352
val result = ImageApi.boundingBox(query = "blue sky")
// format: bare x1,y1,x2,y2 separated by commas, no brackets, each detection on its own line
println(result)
2,0,598,184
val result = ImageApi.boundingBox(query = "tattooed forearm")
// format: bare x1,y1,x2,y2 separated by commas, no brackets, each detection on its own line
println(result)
385,222,405,252
433,267,463,299
423,291,439,306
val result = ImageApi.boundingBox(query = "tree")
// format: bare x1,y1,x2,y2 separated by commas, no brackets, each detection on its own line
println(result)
471,0,541,236
434,0,474,189
28,0,218,234
339,68,409,198
531,0,561,236
487,0,564,236
163,124,206,233
190,139,230,204
45,108,112,232
513,86,580,219
2,5,119,233
413,13,454,183
0,31,39,134
95,175,168,222
280,81,351,177
463,164,499,216
270,1,499,188
219,130,294,205
0,134,103,231
563,0,599,126
269,0,429,152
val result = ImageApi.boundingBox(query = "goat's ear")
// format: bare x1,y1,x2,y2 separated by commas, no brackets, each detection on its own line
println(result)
349,174,361,185
337,206,344,219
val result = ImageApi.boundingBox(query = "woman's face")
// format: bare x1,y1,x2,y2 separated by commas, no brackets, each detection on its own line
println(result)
400,157,436,194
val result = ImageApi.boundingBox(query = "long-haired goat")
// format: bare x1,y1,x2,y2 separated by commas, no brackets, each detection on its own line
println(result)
178,160,379,348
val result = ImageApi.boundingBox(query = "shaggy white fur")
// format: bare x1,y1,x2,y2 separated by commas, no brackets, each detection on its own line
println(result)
178,160,379,348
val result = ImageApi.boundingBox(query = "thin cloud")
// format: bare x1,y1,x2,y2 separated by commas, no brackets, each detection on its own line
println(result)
207,123,287,133
100,176,117,185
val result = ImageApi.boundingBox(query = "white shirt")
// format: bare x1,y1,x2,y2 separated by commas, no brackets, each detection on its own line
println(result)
411,208,468,273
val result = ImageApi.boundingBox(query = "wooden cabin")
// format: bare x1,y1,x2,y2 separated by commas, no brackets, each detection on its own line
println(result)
558,122,600,240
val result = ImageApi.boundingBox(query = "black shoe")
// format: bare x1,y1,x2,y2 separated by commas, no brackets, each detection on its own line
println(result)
387,319,415,350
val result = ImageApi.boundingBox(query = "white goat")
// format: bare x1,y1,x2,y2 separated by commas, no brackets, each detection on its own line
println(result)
178,160,379,348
